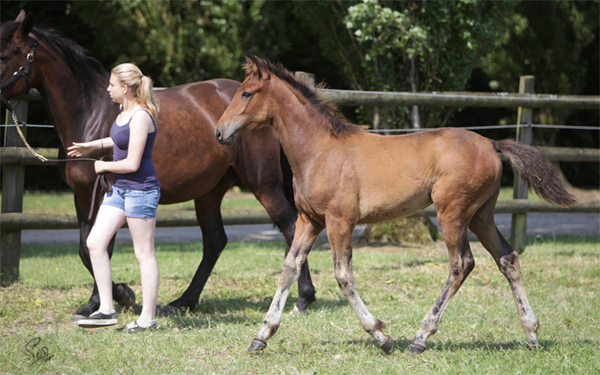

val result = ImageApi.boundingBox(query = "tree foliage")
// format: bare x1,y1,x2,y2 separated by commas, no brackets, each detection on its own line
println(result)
293,0,516,128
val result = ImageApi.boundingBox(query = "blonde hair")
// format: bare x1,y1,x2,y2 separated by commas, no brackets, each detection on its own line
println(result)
111,63,160,119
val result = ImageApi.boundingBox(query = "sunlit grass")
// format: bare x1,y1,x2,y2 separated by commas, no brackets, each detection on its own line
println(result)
1,235,598,374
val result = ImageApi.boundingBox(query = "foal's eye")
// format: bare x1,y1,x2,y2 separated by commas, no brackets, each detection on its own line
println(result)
0,55,7,64
241,90,253,100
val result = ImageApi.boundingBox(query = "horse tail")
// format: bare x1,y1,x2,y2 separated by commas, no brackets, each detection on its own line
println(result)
280,145,297,213
493,139,578,207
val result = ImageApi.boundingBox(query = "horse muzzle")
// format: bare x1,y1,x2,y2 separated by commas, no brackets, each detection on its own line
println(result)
215,123,238,146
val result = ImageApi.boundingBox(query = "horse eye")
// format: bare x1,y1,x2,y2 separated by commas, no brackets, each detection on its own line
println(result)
0,55,7,64
241,90,253,100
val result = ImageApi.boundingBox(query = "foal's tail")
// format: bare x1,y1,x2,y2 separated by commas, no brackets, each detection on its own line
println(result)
493,139,578,207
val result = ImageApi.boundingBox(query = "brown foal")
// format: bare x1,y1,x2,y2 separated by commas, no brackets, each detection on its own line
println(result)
216,56,577,355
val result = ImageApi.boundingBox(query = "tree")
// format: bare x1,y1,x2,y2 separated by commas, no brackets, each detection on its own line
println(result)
293,0,515,129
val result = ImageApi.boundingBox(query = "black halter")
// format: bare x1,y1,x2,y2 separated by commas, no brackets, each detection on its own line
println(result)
0,35,38,115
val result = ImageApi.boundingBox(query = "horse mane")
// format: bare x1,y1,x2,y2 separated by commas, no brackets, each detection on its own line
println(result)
246,58,362,138
2,20,109,108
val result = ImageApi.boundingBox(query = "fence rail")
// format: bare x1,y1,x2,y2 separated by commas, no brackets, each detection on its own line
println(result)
2,76,599,285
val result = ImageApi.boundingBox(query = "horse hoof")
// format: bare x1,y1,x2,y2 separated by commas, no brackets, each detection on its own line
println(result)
409,340,427,355
115,283,136,309
379,336,394,355
160,304,187,318
249,338,267,352
528,340,541,351
73,305,95,320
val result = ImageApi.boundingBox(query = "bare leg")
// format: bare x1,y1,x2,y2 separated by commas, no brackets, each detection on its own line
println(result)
328,218,393,354
250,214,323,351
86,205,126,312
128,216,159,323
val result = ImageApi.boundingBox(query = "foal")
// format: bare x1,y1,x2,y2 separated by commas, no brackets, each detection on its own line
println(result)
216,56,578,354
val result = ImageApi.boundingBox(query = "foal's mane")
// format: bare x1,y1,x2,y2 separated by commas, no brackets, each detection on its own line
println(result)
247,58,362,138
3,21,109,108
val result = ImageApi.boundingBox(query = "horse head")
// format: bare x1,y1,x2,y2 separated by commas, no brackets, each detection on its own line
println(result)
0,10,40,104
216,54,274,146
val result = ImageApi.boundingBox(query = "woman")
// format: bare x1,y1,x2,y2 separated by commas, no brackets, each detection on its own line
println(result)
68,63,160,333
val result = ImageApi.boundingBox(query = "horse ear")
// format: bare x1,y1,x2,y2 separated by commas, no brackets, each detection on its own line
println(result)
248,50,263,79
16,10,34,40
16,10,26,22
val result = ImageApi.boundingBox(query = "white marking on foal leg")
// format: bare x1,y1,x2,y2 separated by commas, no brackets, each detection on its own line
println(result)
500,252,540,349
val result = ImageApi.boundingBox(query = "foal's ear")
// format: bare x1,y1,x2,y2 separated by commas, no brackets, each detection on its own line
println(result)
15,10,34,40
248,50,263,79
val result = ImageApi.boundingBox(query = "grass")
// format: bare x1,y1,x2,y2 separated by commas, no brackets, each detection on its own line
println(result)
1,235,599,374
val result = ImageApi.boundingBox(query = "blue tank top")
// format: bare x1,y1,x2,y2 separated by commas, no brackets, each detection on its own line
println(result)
110,109,160,190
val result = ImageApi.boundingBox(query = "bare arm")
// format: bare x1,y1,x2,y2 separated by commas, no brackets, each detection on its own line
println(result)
67,137,114,157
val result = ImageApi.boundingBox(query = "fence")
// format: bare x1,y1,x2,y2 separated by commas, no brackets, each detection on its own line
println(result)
1,75,599,285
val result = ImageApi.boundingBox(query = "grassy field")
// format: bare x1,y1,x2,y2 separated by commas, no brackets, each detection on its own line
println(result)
1,234,598,374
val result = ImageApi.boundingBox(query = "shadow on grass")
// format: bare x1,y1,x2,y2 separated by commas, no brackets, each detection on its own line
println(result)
154,296,350,329
329,337,598,354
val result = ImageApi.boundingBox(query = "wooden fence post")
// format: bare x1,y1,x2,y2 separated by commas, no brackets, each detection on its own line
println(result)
1,101,28,286
510,76,534,254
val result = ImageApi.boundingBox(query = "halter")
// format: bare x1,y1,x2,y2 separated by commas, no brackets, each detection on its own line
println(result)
0,35,38,112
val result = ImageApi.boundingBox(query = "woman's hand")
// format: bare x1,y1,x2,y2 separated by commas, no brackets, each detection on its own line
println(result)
67,142,93,157
94,160,108,174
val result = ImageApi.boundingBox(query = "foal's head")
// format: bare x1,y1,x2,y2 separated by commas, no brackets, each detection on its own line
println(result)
216,54,277,145
216,54,360,146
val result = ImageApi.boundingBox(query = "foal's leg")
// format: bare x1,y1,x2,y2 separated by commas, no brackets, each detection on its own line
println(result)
469,196,540,350
328,219,394,354
251,188,316,313
410,206,476,354
250,213,323,352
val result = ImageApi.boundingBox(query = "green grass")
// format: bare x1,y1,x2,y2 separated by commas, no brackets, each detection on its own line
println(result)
1,235,598,374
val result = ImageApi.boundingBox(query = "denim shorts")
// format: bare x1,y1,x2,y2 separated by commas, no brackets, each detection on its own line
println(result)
102,185,160,218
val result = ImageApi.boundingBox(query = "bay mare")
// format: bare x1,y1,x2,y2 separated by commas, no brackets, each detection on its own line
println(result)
215,55,577,354
0,11,316,318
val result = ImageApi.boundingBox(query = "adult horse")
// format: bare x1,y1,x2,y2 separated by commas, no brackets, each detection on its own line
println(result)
215,56,578,354
0,11,316,319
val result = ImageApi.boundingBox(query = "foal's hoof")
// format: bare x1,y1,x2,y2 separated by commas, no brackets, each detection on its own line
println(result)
379,336,394,355
115,283,136,309
249,338,267,352
409,340,427,355
527,340,542,351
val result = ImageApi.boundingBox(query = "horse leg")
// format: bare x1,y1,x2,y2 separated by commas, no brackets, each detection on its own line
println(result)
252,189,316,313
72,194,134,319
410,204,476,354
250,213,323,352
163,187,229,316
328,218,394,354
235,137,317,313
469,193,540,350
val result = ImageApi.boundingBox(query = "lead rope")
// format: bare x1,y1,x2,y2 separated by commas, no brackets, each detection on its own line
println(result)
10,110,110,221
